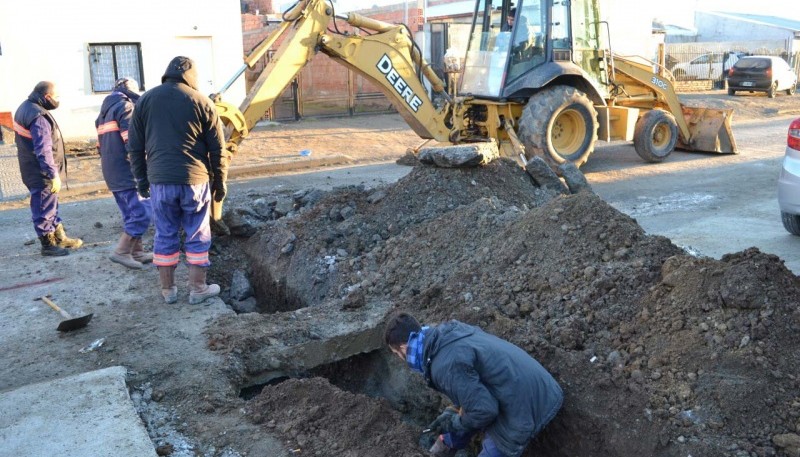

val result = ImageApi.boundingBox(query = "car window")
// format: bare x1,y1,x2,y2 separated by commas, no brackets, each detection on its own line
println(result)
711,54,722,63
694,55,709,64
734,58,770,70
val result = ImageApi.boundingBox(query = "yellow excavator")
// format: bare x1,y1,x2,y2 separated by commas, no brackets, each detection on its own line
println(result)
211,0,737,218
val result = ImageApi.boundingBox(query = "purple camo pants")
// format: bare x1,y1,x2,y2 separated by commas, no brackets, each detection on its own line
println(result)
150,183,211,267
29,187,62,236
112,188,152,238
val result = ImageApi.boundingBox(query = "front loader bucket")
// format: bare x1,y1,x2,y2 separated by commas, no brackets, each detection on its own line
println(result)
677,105,738,154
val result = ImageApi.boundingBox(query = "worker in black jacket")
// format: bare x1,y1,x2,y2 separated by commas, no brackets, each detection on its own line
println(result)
127,56,228,305
14,81,83,256
384,312,563,457
96,77,152,269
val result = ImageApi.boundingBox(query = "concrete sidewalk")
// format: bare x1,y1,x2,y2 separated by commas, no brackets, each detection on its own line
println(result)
0,366,157,457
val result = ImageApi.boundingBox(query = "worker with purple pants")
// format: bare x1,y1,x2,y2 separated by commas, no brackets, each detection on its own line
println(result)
128,56,228,305
14,81,83,256
96,77,153,269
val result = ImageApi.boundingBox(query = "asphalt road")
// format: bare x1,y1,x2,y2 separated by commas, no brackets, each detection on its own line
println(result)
227,115,800,273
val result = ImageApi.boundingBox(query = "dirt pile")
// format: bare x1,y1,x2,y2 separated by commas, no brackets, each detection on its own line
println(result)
210,159,800,457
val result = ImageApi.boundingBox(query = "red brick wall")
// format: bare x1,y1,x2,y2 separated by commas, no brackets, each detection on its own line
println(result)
240,3,430,116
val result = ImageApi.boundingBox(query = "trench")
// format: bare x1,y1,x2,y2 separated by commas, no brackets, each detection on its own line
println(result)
239,349,443,427
230,254,444,429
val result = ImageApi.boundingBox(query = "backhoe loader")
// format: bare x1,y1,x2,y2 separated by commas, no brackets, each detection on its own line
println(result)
211,0,737,219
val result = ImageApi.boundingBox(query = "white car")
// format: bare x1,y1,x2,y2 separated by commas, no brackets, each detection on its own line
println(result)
778,118,800,234
671,53,740,80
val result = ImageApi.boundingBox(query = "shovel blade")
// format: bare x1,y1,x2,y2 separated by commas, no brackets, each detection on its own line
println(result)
677,106,738,154
56,313,93,332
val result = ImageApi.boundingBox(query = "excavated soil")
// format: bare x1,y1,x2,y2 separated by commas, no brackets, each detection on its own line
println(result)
208,158,800,457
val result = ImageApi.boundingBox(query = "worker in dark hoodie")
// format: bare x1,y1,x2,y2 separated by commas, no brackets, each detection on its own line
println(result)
384,312,563,457
127,56,229,305
96,77,153,270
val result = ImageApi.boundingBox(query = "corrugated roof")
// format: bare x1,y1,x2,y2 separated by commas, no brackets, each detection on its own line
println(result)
708,12,800,31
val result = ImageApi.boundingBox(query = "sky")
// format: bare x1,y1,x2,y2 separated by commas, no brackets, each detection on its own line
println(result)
319,0,800,26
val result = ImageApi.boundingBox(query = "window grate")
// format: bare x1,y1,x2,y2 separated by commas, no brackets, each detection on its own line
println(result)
88,43,144,93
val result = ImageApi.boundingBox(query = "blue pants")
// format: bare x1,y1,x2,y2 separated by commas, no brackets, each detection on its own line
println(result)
443,394,563,457
28,187,61,236
150,183,211,267
113,189,152,238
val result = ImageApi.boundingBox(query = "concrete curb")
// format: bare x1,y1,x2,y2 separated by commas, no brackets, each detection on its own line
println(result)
0,366,157,457
53,154,354,199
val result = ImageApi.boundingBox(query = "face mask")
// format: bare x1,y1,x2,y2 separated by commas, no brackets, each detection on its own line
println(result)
42,95,60,110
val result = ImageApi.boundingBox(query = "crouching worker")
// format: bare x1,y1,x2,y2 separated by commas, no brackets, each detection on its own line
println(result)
384,312,563,457
96,77,152,269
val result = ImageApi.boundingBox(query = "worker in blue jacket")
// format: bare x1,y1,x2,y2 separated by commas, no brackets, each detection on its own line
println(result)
385,312,563,457
14,81,83,256
96,77,152,269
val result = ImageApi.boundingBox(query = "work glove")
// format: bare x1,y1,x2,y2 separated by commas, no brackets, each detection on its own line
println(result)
212,176,226,203
49,175,62,193
137,179,150,199
426,407,463,435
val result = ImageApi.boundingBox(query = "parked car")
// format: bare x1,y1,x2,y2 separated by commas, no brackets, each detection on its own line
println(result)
778,118,800,235
727,56,798,98
671,52,741,80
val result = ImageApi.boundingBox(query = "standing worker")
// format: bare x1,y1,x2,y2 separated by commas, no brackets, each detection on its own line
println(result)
14,81,83,256
127,56,228,305
96,77,153,269
384,312,563,457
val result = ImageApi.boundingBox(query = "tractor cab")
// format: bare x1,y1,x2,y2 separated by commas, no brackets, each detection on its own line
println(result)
461,0,603,100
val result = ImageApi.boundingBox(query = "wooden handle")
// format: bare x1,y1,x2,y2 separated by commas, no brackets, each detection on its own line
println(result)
41,296,72,319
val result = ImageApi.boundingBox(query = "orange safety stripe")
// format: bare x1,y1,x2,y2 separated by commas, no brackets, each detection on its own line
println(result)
96,121,120,135
185,251,209,265
120,130,128,142
13,121,32,139
153,252,180,266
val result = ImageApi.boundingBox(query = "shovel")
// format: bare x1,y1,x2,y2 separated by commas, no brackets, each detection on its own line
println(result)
36,295,93,332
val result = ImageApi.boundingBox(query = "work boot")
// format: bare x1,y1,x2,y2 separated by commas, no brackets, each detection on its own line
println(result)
188,264,220,305
158,266,178,304
131,237,153,264
109,233,143,269
39,232,69,257
428,437,457,457
54,223,83,249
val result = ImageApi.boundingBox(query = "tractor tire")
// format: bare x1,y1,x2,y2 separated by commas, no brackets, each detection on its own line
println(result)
517,85,598,169
633,109,678,163
782,212,800,236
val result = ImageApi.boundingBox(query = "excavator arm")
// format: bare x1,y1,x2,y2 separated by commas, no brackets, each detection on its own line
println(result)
211,0,455,221
215,0,452,150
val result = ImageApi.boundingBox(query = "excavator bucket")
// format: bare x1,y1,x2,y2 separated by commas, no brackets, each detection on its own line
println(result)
676,105,738,154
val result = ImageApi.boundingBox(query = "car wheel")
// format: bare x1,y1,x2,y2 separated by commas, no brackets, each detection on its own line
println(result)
788,84,796,96
768,82,777,98
781,212,800,236
727,88,736,96
673,69,686,79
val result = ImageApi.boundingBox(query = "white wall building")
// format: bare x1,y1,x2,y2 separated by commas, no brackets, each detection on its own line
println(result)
694,11,800,53
0,0,246,139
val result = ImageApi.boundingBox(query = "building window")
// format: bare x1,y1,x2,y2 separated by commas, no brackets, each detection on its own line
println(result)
88,43,144,93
